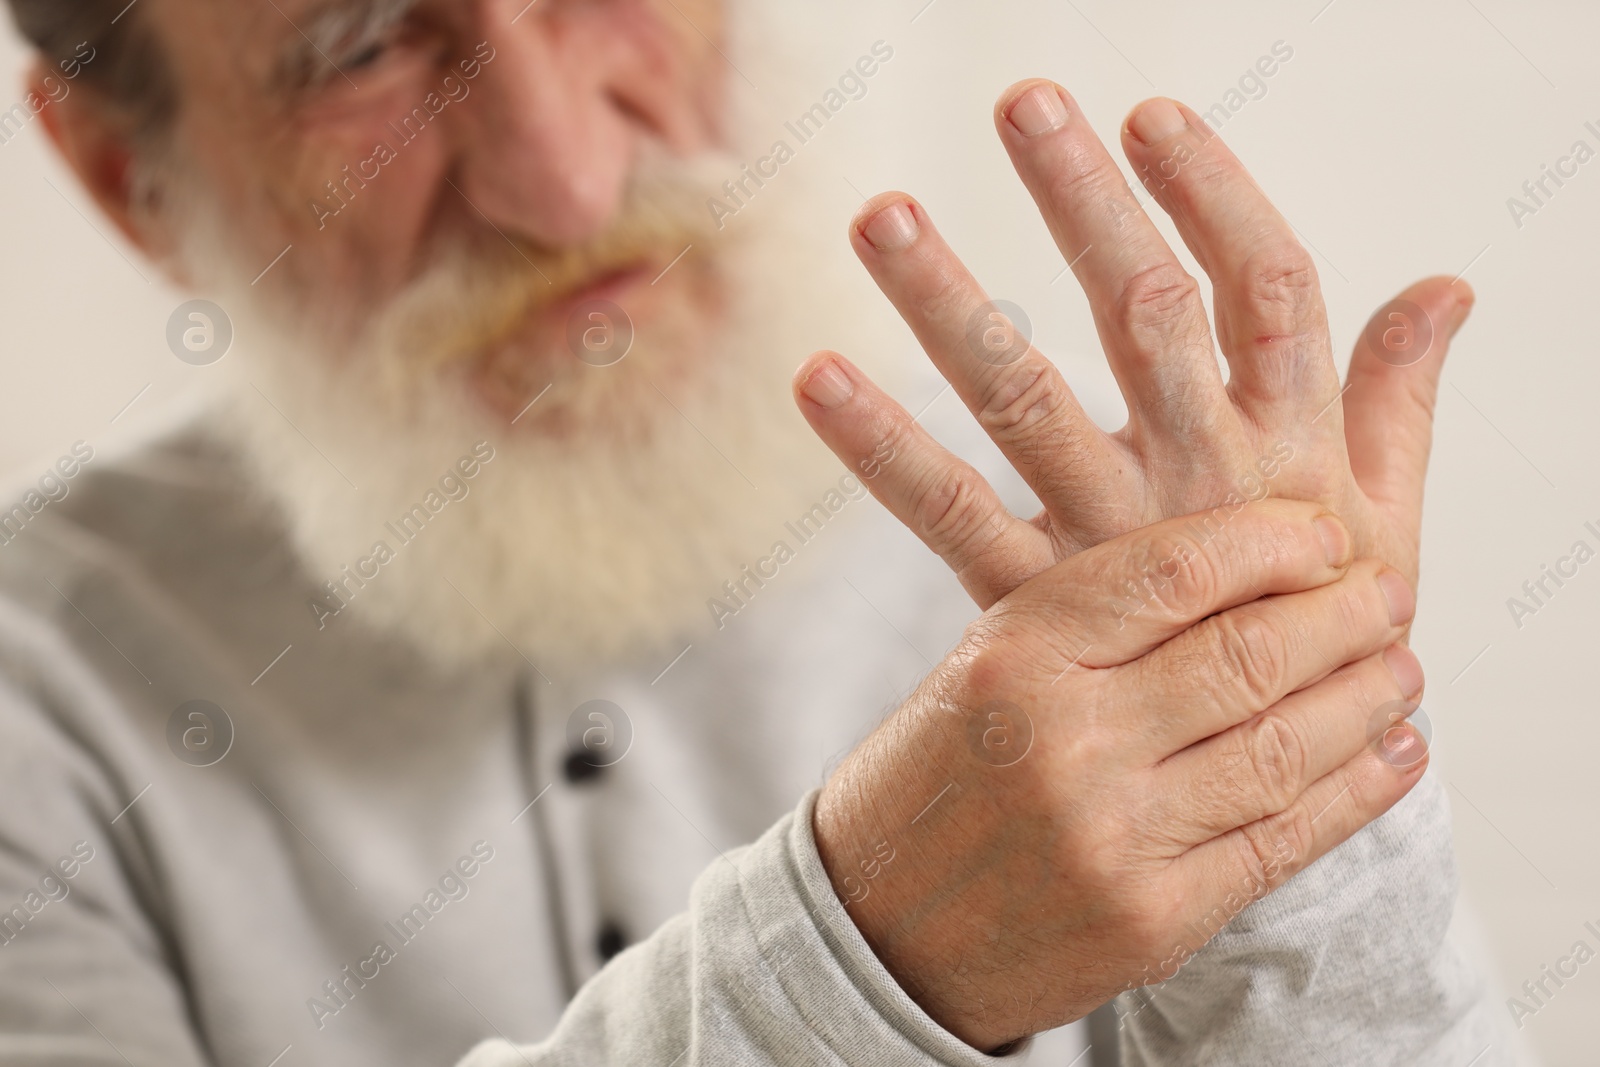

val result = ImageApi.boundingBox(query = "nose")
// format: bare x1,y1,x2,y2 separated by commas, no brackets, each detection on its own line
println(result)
452,5,703,247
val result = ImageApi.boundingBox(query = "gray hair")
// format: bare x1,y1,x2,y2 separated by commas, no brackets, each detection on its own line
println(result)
5,0,175,142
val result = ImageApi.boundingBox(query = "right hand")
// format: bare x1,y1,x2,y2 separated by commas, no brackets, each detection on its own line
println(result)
813,499,1427,1052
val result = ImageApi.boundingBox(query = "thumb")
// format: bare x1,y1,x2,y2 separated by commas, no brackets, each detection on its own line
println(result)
1341,276,1474,536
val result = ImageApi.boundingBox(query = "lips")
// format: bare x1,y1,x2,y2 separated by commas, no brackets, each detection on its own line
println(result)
461,257,662,398
472,258,659,362
529,256,670,342
545,260,657,323
457,243,724,429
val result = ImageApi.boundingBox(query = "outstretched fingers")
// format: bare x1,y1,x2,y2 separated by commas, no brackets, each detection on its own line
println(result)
993,81,1233,448
846,193,1127,534
794,352,1053,608
1118,97,1341,431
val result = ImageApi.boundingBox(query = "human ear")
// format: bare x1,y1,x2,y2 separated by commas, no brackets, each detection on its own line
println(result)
33,59,177,266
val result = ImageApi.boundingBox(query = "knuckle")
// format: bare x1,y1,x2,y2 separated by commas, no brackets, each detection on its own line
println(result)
1065,828,1127,888
1243,713,1307,811
1304,571,1386,660
1048,152,1125,210
1134,531,1219,621
955,609,1055,693
916,467,1000,563
976,363,1062,448
1071,706,1128,774
1212,611,1291,707
913,273,966,324
1349,570,1394,638
1173,144,1233,190
866,418,915,475
1067,838,1181,954
1113,262,1204,344
1329,588,1375,651
1155,642,1225,702
1343,655,1395,719
1231,504,1315,577
952,617,1014,690
1236,244,1321,328
1237,803,1310,893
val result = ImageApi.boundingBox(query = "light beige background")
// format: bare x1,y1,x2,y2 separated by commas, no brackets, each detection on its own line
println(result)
1,0,1595,1062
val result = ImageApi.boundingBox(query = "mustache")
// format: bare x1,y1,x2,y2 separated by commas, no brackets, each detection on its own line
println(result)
369,147,735,374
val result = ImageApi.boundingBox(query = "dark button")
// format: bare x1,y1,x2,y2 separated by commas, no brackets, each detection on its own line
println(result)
596,920,627,962
563,749,604,783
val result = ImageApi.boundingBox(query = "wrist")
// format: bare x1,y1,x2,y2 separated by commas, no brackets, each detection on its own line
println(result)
812,703,1031,1052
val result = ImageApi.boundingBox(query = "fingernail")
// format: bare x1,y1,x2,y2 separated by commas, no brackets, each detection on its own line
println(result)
1008,84,1069,137
802,359,854,409
1378,569,1416,626
1380,722,1427,767
1447,295,1473,337
861,202,919,252
1315,515,1350,567
1128,98,1188,146
1383,645,1425,698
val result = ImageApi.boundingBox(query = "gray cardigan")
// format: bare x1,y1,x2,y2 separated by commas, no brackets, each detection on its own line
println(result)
0,434,1512,1065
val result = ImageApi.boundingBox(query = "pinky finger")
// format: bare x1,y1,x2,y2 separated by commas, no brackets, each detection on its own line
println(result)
794,351,1051,608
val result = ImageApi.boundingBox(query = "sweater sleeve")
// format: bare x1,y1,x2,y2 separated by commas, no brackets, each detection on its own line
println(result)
1111,771,1519,1065
0,674,212,1067
457,790,1025,1067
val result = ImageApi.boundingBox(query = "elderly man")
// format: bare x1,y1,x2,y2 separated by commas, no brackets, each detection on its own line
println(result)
0,1,1511,1064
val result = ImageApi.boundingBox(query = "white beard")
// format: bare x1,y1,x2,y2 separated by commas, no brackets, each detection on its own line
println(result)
172,80,907,675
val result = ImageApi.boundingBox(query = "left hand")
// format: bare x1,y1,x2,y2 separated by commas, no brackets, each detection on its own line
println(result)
793,83,1473,611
